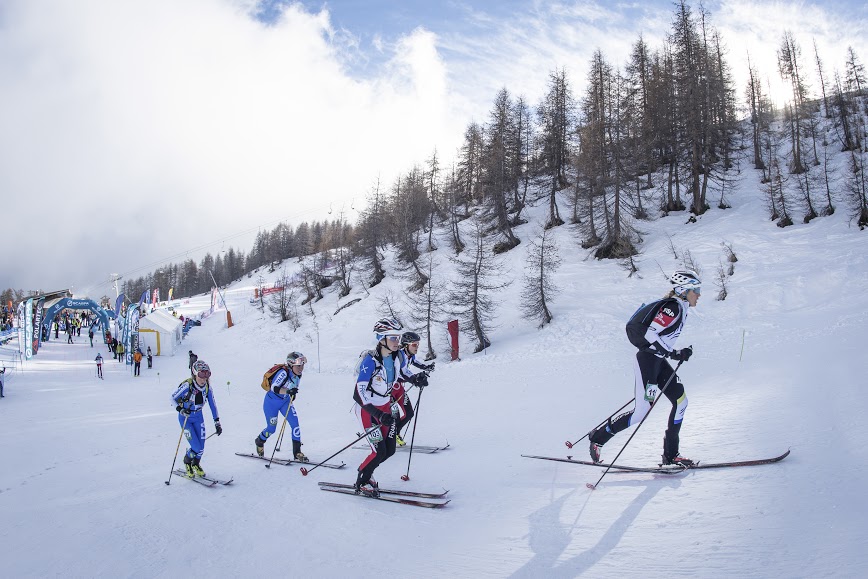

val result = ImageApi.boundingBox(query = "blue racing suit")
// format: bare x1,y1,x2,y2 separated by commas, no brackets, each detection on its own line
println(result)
258,366,302,443
171,378,219,460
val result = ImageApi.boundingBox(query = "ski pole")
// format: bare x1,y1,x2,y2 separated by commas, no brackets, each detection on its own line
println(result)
165,414,190,486
299,426,381,476
565,398,636,448
587,359,685,490
400,386,425,481
268,395,294,467
266,411,290,469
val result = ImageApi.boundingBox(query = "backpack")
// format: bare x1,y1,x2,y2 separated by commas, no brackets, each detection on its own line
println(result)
353,349,377,378
261,364,286,391
625,298,678,349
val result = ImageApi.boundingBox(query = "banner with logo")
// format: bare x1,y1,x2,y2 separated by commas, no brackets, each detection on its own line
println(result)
168,287,174,301
24,298,34,359
124,305,138,365
16,301,25,356
138,290,148,309
114,294,125,318
33,297,45,353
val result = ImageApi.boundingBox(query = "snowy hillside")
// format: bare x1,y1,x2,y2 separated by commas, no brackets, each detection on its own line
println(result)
2,152,868,578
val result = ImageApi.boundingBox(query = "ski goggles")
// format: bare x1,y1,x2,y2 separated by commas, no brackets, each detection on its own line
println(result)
196,369,212,379
290,356,307,366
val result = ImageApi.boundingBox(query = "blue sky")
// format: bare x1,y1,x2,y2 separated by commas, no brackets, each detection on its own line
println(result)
0,0,865,294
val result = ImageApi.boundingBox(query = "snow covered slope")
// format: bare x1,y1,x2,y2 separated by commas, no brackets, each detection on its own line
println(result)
2,167,867,578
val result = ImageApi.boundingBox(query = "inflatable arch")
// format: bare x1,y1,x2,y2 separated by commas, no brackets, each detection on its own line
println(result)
40,298,115,349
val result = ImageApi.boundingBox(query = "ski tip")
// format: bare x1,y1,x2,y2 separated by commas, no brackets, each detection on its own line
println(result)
300,467,308,476
586,483,596,490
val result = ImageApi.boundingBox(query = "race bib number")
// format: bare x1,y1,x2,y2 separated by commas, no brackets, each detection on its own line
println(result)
367,429,383,443
390,402,401,416
644,382,659,402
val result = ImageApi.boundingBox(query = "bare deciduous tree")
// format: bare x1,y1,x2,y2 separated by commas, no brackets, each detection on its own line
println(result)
448,220,510,353
521,226,561,328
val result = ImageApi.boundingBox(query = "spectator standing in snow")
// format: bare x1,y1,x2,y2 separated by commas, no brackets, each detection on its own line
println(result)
133,349,143,376
188,350,198,370
147,346,153,368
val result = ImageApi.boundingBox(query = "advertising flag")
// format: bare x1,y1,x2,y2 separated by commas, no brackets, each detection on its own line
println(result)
114,294,125,318
151,288,158,308
139,290,148,308
16,301,25,356
33,297,45,353
168,287,174,301
24,298,33,359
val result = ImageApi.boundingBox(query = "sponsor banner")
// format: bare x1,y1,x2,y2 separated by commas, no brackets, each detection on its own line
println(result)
114,294,125,318
16,302,25,356
33,297,45,353
152,288,158,308
125,306,138,364
24,298,33,359
139,290,149,308
168,287,174,301
261,286,285,296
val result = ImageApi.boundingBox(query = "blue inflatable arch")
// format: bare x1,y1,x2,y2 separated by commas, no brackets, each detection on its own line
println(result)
40,298,115,348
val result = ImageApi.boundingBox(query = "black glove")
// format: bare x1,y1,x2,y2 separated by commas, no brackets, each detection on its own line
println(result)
378,411,395,426
176,403,191,416
214,419,223,436
408,373,429,388
668,346,693,362
422,362,435,372
288,387,298,398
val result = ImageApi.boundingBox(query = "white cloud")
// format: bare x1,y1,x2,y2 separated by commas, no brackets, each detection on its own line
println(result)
0,0,463,293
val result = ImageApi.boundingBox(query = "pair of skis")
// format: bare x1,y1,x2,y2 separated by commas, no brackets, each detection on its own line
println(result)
351,443,449,454
317,481,450,509
522,450,791,484
234,452,346,469
171,470,234,487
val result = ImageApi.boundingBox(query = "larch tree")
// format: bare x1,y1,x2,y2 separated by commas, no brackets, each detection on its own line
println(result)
448,219,510,353
520,226,561,328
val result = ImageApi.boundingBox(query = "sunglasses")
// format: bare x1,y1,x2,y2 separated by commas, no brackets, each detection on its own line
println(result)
196,370,212,379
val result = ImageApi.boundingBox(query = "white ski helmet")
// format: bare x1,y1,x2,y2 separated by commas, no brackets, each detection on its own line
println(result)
670,270,701,296
373,317,403,341
286,351,307,367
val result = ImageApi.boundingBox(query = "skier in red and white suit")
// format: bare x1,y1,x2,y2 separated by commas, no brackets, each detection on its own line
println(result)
352,318,407,496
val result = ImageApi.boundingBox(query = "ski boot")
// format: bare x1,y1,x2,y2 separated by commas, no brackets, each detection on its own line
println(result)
292,440,309,463
354,472,380,498
191,457,206,477
661,453,694,467
254,436,265,458
183,455,196,478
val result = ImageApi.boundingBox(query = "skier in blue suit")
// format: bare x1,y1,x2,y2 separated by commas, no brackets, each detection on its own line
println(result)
254,351,308,462
171,360,222,478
